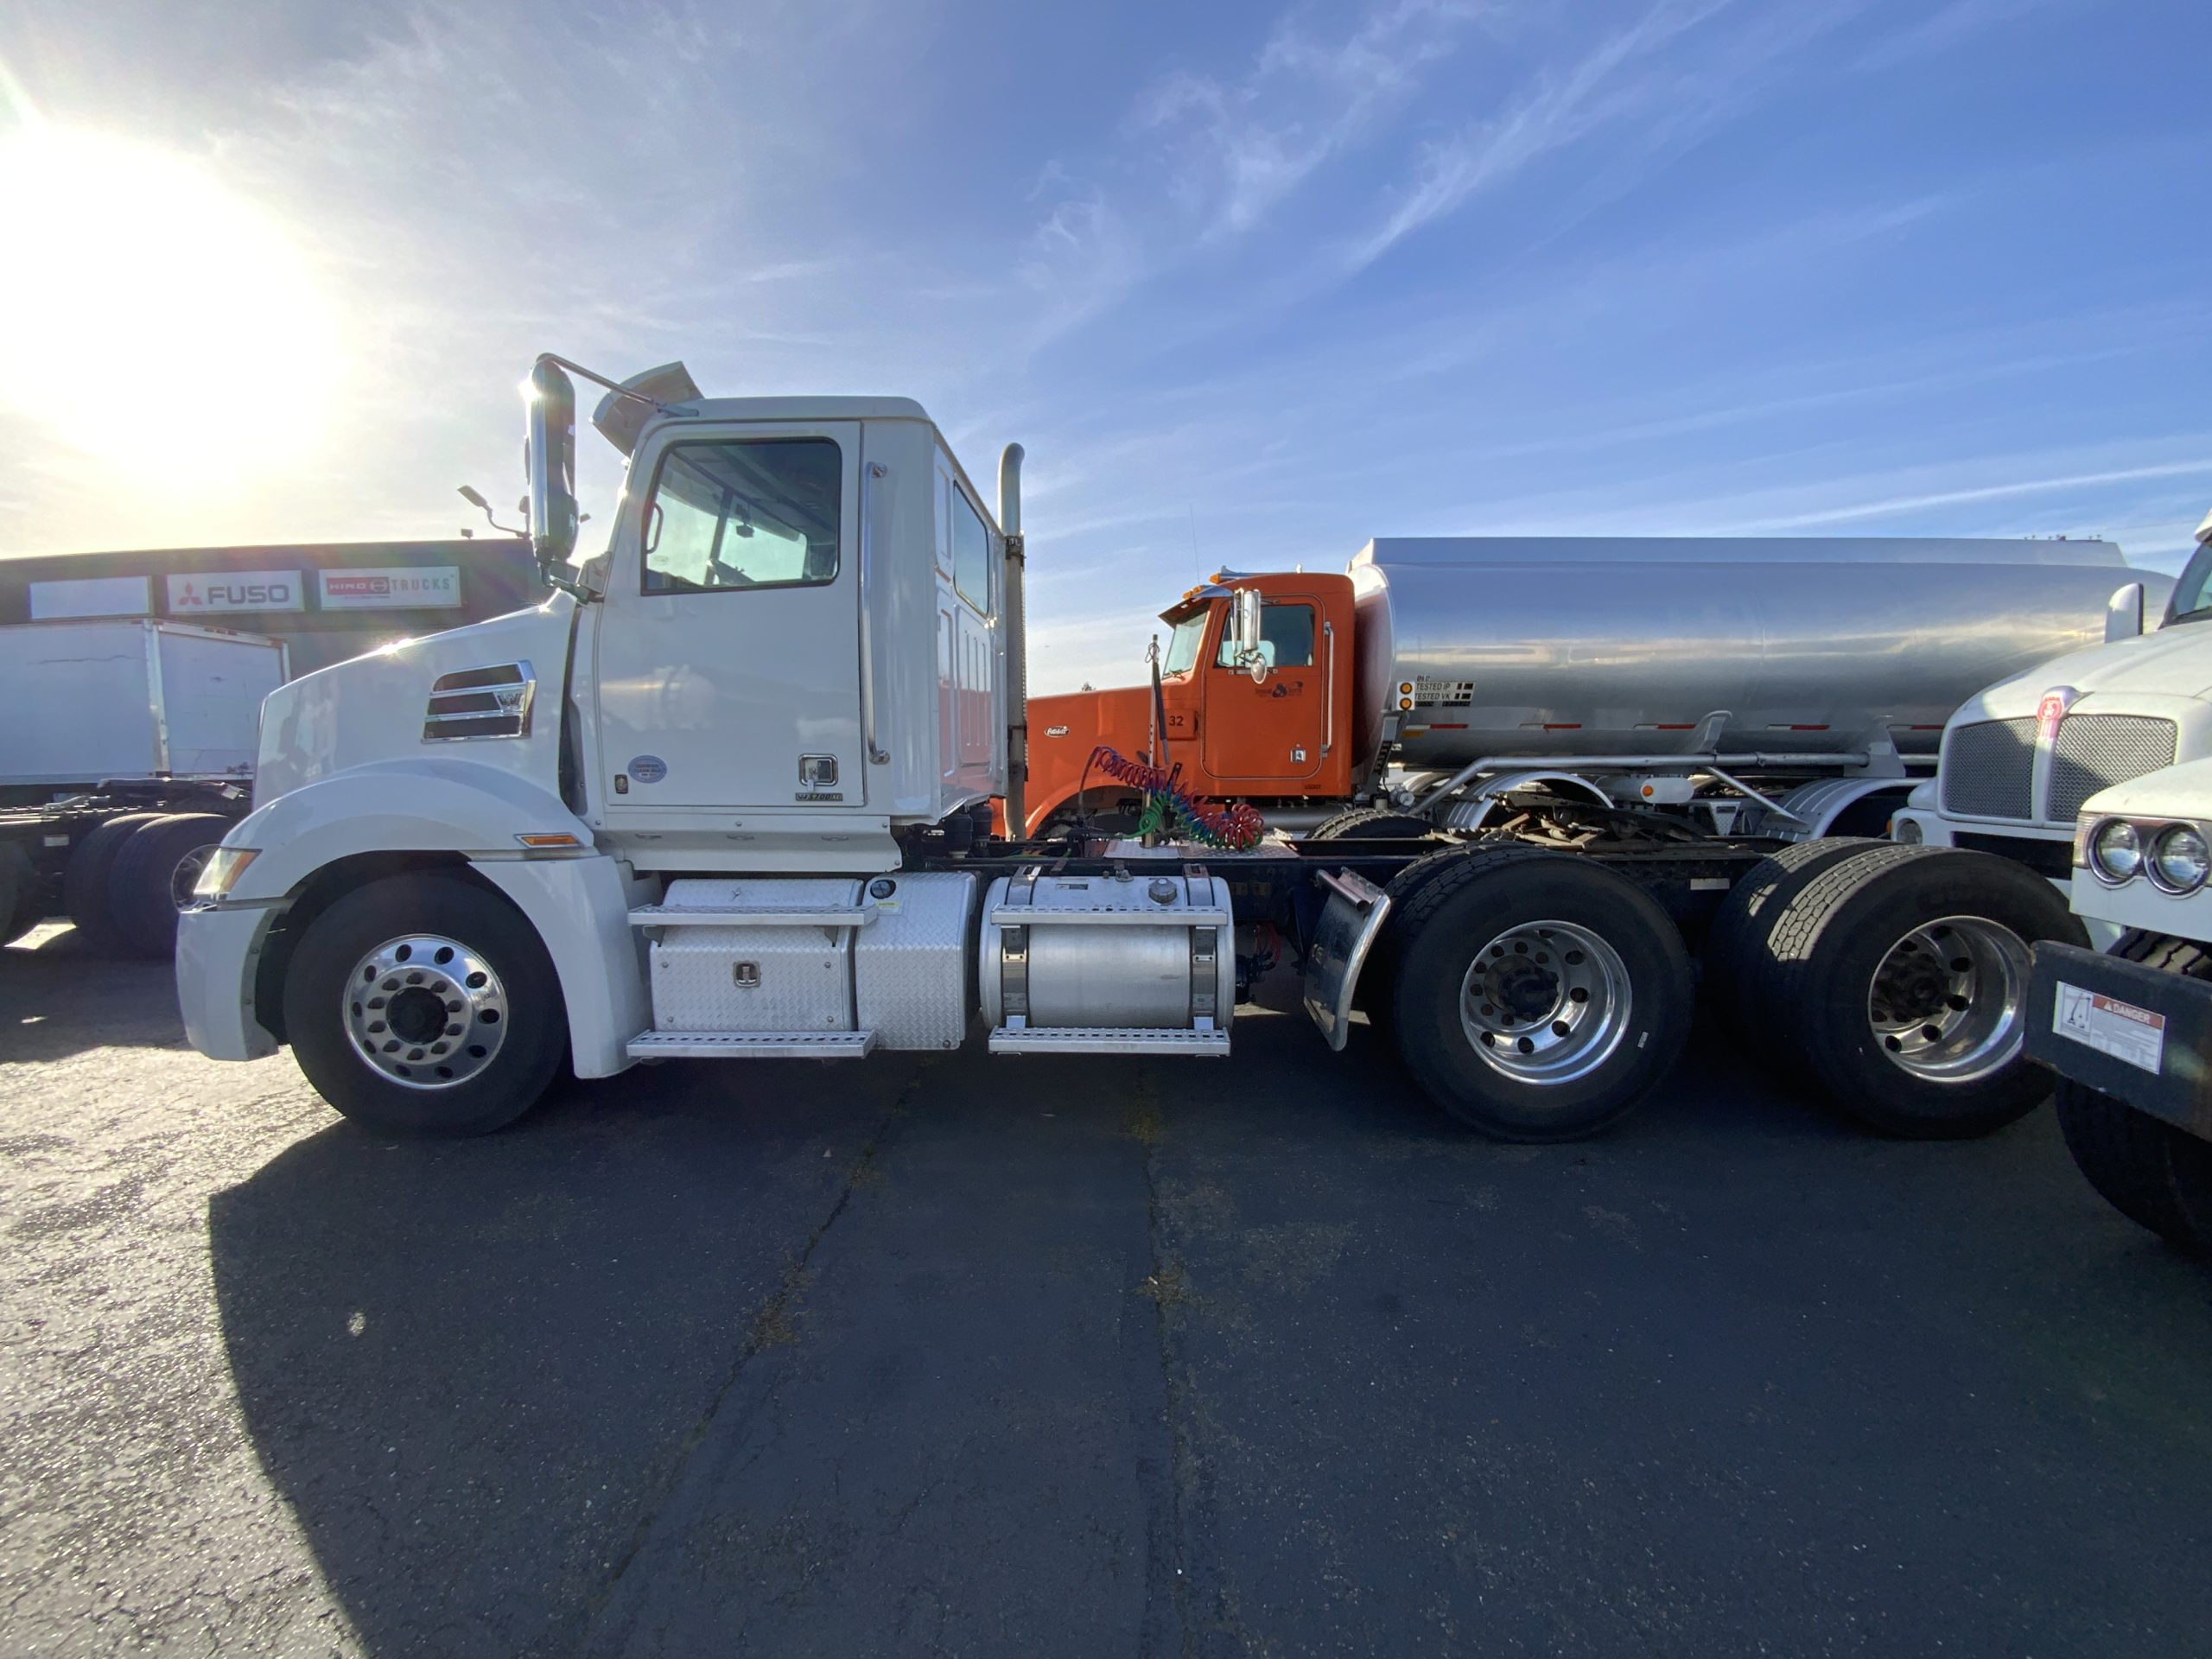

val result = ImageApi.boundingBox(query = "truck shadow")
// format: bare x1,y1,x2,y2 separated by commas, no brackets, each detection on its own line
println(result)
0,925,193,1062
203,1058,915,1657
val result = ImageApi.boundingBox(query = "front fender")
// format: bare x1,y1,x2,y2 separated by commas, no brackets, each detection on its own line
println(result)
221,758,591,900
213,759,647,1079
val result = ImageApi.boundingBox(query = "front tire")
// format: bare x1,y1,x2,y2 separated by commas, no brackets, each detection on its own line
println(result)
1389,852,1694,1141
283,874,567,1136
2054,1079,2212,1253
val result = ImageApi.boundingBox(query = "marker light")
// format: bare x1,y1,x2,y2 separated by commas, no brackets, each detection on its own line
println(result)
191,847,260,899
2089,819,2142,884
2149,823,2210,893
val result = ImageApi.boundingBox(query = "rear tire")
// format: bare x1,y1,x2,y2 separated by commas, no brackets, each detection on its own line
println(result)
63,812,163,953
1702,837,1878,1059
1310,806,1433,841
1760,846,2086,1137
109,813,232,958
0,842,38,944
1389,851,1694,1141
283,874,568,1136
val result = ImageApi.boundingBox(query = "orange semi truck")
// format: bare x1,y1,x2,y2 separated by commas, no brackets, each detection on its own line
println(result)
1012,537,2168,842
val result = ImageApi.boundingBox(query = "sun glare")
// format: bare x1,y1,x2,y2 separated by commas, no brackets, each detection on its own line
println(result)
0,126,342,486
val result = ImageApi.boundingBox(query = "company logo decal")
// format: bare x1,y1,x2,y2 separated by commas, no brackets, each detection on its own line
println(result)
629,754,668,784
166,571,302,613
2036,685,2079,743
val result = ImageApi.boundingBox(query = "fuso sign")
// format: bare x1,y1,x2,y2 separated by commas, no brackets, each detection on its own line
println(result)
166,571,304,613
317,566,463,610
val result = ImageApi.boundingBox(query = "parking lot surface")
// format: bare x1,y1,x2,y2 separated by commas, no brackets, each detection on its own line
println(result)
4,921,2211,1657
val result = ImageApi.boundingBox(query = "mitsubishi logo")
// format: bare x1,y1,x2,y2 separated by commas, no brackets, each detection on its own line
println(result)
2037,685,2079,743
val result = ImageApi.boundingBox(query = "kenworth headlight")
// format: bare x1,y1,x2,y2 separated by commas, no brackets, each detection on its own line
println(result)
2148,823,2210,894
2088,818,2142,884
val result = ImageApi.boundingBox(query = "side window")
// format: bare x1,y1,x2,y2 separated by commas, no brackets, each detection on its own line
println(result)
1216,601,1314,670
952,488,992,614
642,437,841,594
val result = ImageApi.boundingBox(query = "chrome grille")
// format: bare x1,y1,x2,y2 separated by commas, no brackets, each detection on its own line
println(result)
423,660,536,742
2048,715,2176,821
1941,718,2034,819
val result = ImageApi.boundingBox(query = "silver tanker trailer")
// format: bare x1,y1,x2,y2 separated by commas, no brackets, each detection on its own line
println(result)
1338,536,2171,841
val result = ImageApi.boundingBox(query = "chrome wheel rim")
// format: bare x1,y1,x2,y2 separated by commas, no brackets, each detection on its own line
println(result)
1459,920,1632,1084
342,934,509,1090
1866,914,2031,1084
168,844,218,911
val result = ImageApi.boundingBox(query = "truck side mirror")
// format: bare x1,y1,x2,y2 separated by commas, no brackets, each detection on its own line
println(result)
1230,588,1269,683
526,357,580,578
2105,581,2145,642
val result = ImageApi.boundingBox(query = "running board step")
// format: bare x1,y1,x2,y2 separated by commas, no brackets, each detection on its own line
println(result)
988,1026,1230,1057
626,1030,879,1060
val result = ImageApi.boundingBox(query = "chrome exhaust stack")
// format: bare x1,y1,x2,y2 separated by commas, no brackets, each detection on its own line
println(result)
1000,442,1028,840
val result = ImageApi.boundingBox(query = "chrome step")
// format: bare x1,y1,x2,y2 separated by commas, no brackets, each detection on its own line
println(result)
629,904,876,929
988,1026,1230,1057
626,1029,879,1060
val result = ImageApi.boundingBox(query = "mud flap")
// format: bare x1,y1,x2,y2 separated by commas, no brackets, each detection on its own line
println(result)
1301,868,1393,1052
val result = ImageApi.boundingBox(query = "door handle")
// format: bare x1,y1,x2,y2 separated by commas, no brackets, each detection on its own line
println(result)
860,461,889,765
1322,620,1335,757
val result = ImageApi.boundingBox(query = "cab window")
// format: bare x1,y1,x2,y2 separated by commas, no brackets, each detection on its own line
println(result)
642,438,841,594
952,488,992,613
1162,609,1209,676
1217,601,1314,670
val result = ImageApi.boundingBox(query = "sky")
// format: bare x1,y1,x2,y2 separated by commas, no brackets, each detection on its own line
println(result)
2,0,2209,693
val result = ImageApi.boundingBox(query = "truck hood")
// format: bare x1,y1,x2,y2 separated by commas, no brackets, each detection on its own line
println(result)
254,599,575,804
2077,753,2212,822
1963,624,2212,721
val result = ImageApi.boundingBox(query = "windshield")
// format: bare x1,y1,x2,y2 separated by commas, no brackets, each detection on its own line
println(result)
1161,607,1211,675
2167,542,2212,625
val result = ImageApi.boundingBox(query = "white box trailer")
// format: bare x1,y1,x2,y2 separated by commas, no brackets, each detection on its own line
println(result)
0,620,286,957
0,619,284,787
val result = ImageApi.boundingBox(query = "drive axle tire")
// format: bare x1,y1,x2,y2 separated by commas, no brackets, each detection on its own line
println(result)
1389,851,1694,1141
1702,836,1878,1058
109,813,232,958
2055,1079,2212,1254
1759,845,2087,1138
1310,807,1434,841
63,812,163,953
283,874,568,1137
0,842,39,944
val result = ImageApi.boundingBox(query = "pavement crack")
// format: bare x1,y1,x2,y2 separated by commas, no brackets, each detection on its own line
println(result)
569,1061,926,1655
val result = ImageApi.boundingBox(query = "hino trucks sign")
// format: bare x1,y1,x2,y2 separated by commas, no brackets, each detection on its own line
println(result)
316,566,463,610
166,571,304,613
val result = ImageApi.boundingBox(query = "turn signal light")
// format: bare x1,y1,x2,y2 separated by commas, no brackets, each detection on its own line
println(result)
515,832,583,849
191,847,260,899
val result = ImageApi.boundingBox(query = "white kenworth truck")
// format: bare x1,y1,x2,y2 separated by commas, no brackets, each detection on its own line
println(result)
178,355,2108,1144
2013,509,2212,1252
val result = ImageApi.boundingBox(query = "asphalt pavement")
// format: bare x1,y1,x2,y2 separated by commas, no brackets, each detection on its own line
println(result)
4,920,2210,1657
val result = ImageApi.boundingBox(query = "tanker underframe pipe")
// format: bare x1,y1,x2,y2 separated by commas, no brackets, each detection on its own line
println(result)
1408,749,1878,826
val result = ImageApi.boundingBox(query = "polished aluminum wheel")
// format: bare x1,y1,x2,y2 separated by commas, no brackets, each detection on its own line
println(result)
1459,920,1632,1084
1866,914,2031,1084
342,934,509,1090
168,844,218,911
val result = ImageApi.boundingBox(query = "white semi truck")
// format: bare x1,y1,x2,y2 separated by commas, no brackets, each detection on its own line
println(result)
175,354,2112,1143
0,619,286,955
1999,508,2212,1252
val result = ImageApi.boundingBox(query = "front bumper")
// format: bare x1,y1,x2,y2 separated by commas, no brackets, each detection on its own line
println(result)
175,901,283,1062
2024,942,2212,1141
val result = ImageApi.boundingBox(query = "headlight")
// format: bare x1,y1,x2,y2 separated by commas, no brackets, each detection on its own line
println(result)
2089,819,2142,883
2150,823,2210,893
191,847,261,899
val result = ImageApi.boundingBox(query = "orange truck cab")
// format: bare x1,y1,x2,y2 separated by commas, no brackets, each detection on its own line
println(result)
1015,571,1363,836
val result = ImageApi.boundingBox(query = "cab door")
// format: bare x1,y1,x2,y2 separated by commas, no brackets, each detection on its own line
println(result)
594,423,862,810
1200,596,1325,789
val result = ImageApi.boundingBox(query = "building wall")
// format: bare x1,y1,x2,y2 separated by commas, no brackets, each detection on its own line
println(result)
0,540,544,677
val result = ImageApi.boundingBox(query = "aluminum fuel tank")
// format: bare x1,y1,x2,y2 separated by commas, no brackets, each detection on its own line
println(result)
1347,537,2171,772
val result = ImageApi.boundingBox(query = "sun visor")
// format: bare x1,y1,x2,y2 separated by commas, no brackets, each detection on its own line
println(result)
591,361,703,454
